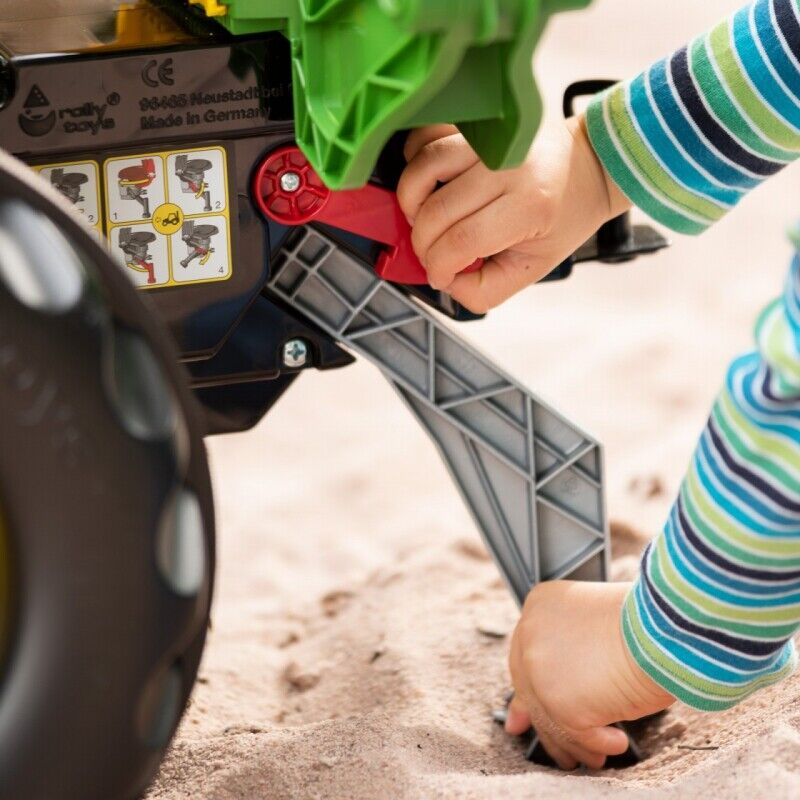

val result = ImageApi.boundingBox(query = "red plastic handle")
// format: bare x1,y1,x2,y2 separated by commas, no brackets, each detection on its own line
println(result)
253,145,482,285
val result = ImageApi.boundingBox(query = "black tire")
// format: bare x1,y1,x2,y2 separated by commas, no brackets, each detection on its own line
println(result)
0,151,215,800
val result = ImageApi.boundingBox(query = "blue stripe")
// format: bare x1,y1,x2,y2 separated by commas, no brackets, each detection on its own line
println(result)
628,73,742,205
698,432,799,528
727,356,800,437
734,4,800,130
665,510,800,607
649,58,762,190
635,579,790,683
693,448,792,534
738,358,800,424
669,503,800,595
637,562,787,669
758,0,800,98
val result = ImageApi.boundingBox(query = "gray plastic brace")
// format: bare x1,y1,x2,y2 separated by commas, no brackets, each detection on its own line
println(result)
268,228,609,606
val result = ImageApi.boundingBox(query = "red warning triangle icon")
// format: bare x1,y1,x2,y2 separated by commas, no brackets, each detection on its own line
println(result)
23,84,50,109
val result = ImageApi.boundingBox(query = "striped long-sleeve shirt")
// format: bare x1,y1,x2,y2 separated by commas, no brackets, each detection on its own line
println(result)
585,0,800,710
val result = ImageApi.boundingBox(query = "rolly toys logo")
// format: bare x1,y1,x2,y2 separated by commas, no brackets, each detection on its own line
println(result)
117,159,157,218
17,84,118,138
17,85,55,137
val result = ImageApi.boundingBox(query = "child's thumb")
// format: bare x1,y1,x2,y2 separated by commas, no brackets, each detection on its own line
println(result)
504,697,532,736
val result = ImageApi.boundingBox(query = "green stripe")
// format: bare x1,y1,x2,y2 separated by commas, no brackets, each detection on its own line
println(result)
607,86,724,222
622,595,796,710
716,391,800,494
585,95,708,235
709,20,800,151
687,463,800,559
682,473,800,570
655,532,800,626
690,37,795,161
756,301,800,388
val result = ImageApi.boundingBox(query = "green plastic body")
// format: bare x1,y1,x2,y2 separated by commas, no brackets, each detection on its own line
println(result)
194,1,589,189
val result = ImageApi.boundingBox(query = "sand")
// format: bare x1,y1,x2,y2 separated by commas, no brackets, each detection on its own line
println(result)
146,1,800,797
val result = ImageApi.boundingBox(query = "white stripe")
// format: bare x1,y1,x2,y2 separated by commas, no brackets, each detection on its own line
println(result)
727,356,800,449
635,565,786,686
644,69,745,195
772,0,800,75
784,256,800,326
624,82,732,212
668,492,800,603
700,25,795,162
753,1,800,113
665,50,773,182
700,423,800,529
683,462,799,563
696,442,799,535
636,569,791,679
756,302,800,388
727,11,800,144
717,389,800,484
600,96,711,226
669,502,800,589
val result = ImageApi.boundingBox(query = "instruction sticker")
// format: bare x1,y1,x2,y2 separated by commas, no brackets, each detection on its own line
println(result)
103,146,232,290
33,161,102,232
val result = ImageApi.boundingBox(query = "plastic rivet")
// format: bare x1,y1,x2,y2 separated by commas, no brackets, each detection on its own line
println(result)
280,171,301,193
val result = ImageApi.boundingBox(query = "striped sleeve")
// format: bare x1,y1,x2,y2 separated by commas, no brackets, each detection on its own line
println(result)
622,245,800,710
585,0,800,235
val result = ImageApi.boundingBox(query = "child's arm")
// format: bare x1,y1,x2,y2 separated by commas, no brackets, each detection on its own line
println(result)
396,0,800,770
505,248,800,768
399,0,800,312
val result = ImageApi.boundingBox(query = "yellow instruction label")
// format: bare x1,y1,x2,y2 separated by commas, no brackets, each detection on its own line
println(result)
103,146,232,290
32,160,102,233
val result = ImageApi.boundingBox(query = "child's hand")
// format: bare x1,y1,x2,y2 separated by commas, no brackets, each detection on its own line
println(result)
507,581,674,770
398,119,630,312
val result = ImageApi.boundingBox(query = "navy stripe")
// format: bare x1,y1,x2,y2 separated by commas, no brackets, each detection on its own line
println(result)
760,362,800,406
707,417,800,513
641,551,786,656
670,46,783,176
677,496,800,582
774,0,800,65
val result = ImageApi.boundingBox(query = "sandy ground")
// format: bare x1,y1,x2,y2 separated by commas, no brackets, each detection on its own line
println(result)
148,1,800,797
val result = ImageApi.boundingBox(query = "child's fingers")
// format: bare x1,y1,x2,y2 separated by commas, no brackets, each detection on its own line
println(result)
404,125,460,162
423,195,528,290
410,162,503,269
397,135,480,223
563,724,629,757
505,697,532,735
447,254,548,313
537,731,578,771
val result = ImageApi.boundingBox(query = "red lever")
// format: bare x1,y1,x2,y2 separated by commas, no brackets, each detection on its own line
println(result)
253,145,482,285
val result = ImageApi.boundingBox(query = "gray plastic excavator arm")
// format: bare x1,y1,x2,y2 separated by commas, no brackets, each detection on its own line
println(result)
267,227,609,606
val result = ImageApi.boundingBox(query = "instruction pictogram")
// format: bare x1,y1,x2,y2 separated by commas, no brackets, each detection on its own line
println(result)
104,146,231,289
33,161,101,231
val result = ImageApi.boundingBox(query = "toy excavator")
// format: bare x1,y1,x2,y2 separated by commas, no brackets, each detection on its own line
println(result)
0,2,668,798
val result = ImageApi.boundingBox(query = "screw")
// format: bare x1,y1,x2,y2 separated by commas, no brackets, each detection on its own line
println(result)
280,171,302,193
283,339,309,369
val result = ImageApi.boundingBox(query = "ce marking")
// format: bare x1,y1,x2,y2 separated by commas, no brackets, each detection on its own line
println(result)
142,58,175,88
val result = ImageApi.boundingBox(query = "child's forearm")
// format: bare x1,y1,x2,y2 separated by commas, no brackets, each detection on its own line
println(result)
585,0,800,235
624,250,800,709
